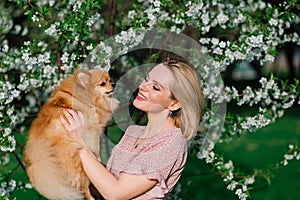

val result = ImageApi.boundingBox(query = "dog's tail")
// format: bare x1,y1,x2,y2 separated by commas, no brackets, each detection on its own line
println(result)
25,138,84,200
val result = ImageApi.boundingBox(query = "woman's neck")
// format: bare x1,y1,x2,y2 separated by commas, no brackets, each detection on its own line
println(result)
142,110,175,138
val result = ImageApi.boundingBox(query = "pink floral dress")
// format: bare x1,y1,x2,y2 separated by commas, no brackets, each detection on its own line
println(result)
105,125,187,199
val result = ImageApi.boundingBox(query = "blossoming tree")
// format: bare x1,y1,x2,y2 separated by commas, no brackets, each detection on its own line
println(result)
0,0,299,199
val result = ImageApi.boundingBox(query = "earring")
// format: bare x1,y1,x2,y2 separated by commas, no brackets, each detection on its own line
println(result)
168,111,173,116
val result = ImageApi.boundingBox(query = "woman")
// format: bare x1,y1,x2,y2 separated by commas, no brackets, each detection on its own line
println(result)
60,58,204,199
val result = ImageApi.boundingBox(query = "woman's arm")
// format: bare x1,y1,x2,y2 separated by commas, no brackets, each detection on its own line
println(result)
79,147,157,200
60,109,157,200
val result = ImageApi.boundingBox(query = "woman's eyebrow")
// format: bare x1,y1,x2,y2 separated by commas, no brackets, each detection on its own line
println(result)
147,73,165,88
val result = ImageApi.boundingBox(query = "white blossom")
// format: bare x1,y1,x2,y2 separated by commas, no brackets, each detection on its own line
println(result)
4,128,12,136
25,183,33,189
202,13,210,25
235,188,247,200
153,0,160,7
71,53,77,61
269,18,278,26
224,160,234,170
289,144,294,149
284,154,294,160
61,64,72,72
219,41,226,48
244,176,255,185
186,2,203,17
224,171,234,182
45,24,58,37
213,47,223,55
17,80,29,91
0,154,10,165
49,0,55,7
205,151,215,163
199,37,210,44
282,98,295,109
11,89,20,98
21,52,30,61
196,149,208,159
211,38,219,45
61,52,69,64
32,14,39,22
86,44,93,50
264,54,275,62
128,10,136,19
216,12,229,24
43,65,56,78
87,13,101,27
24,41,31,46
227,181,238,190
246,35,264,48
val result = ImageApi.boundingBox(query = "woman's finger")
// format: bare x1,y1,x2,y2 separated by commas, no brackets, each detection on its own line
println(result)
65,109,81,125
63,109,74,122
60,110,86,148
77,111,85,125
61,109,85,132
60,114,72,131
62,110,78,130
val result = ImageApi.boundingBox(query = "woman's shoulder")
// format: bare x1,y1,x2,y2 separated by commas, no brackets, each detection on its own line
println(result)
161,128,186,147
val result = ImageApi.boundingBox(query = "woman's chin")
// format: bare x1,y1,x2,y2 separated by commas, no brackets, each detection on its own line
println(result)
133,99,146,111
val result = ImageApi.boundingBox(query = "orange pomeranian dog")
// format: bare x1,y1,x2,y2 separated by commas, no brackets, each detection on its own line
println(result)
23,68,119,200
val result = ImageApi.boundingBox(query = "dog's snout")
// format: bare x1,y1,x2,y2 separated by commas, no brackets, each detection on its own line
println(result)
105,82,115,95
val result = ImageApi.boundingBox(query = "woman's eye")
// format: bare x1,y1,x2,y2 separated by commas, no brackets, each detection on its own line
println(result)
153,85,160,91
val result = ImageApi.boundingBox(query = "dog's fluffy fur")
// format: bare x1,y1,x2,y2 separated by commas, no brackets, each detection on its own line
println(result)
23,68,119,200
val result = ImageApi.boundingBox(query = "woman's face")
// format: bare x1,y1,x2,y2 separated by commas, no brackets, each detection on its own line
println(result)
133,64,176,113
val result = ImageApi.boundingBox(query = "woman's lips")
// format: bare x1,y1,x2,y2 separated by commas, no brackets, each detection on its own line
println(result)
135,92,146,101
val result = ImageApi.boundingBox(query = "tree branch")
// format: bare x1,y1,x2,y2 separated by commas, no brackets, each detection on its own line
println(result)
108,0,117,37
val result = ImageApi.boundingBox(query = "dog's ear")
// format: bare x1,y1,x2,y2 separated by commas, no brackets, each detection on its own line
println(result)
75,67,90,88
78,72,89,88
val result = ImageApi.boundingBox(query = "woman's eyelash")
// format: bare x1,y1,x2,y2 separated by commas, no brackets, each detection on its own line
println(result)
153,85,160,91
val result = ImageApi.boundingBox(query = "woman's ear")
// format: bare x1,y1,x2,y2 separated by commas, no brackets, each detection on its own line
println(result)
168,100,181,111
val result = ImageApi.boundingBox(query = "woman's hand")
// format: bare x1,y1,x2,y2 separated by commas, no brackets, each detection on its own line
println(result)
60,109,86,148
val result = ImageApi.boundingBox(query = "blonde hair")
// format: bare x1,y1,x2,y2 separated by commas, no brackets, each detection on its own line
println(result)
163,58,204,140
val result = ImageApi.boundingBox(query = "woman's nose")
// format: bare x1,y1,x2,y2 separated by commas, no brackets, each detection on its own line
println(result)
139,81,149,91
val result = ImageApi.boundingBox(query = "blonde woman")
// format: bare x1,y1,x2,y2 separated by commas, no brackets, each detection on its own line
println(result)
60,58,204,199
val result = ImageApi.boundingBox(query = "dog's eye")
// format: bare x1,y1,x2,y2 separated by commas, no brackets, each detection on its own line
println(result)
99,81,106,86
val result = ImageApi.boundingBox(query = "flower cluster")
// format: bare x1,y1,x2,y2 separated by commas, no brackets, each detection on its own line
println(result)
197,140,252,200
281,144,300,166
197,138,299,200
127,0,300,71
0,179,32,199
87,28,146,70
